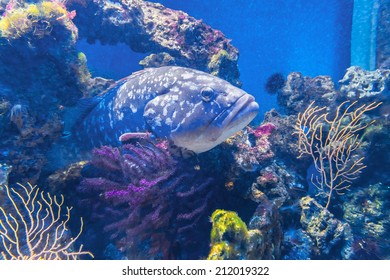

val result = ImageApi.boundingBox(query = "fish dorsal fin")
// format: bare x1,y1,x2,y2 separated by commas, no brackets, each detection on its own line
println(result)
95,76,129,97
62,97,103,137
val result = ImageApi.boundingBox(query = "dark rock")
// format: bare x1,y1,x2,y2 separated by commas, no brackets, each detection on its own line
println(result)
300,196,354,259
265,73,285,95
343,183,390,258
139,52,177,68
338,66,390,101
277,72,336,115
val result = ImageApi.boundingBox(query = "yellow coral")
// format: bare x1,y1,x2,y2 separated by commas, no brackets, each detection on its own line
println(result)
208,209,266,260
208,242,235,260
0,9,32,39
210,209,249,243
26,4,40,17
0,2,76,41
0,17,11,35
41,1,67,18
76,52,91,83
208,50,231,76
224,130,244,145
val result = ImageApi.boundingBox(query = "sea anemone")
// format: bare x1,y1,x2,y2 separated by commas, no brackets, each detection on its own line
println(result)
9,104,28,131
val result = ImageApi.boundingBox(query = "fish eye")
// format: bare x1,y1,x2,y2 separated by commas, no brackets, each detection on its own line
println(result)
201,87,215,102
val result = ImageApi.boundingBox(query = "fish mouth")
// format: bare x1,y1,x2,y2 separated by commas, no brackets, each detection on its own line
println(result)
207,94,259,141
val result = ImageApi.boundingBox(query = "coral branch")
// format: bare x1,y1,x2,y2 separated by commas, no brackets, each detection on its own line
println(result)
295,100,381,208
0,182,93,259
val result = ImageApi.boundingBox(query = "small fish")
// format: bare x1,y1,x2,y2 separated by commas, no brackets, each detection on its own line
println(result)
301,125,310,134
70,66,259,153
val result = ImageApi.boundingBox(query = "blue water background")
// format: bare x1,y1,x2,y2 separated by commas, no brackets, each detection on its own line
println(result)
77,0,354,120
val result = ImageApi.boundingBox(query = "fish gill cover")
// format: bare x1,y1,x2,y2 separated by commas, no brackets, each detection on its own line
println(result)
0,0,389,260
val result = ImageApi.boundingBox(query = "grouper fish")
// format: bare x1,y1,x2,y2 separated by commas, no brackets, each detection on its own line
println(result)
72,66,259,153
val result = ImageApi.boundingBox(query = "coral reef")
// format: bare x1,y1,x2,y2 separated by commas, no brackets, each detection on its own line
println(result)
277,72,336,115
227,123,275,172
0,1,83,101
0,0,241,186
0,108,63,183
274,65,389,203
255,65,389,260
299,196,353,259
68,0,241,85
224,119,307,260
360,119,390,185
278,67,390,116
264,62,390,259
207,50,241,87
0,0,388,262
282,228,312,260
46,160,88,193
339,66,390,100
0,1,251,260
252,161,305,208
262,109,303,162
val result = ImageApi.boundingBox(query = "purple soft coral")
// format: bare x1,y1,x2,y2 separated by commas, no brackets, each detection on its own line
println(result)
78,139,216,259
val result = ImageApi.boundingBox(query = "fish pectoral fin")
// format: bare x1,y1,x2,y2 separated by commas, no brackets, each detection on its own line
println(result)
119,132,152,142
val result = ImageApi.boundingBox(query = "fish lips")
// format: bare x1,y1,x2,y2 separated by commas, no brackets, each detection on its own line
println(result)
207,94,259,142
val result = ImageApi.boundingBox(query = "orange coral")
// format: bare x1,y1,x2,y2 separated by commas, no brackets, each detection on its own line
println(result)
295,100,381,208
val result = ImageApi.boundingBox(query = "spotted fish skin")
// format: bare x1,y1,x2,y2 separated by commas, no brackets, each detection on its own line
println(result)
75,66,259,153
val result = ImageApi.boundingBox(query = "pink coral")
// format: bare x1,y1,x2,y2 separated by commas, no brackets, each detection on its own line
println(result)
233,125,275,172
252,123,276,138
257,171,279,187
